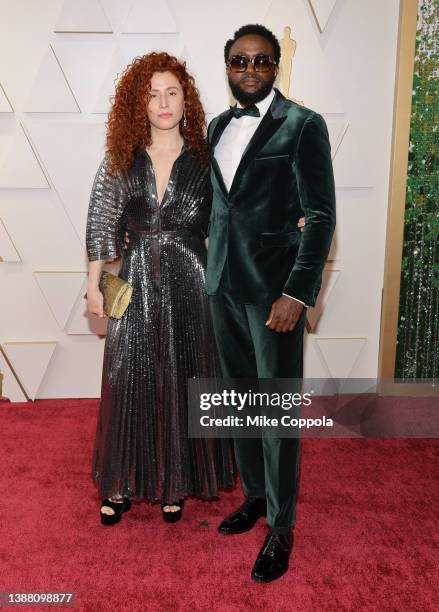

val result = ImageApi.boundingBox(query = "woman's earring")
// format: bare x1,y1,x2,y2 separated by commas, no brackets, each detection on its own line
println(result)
183,111,187,128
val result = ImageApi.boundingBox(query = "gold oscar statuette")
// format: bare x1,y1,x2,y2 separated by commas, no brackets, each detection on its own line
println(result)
279,26,303,106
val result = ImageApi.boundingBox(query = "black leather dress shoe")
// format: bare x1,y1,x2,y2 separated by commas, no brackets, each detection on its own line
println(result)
251,530,292,583
218,497,266,535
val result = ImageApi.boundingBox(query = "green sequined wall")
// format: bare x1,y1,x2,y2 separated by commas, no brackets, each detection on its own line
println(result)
395,0,438,379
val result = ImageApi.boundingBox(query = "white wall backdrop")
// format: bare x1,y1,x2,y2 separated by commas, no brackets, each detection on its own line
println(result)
0,0,400,400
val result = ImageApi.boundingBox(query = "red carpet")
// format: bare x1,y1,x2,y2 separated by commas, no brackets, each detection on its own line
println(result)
0,399,438,611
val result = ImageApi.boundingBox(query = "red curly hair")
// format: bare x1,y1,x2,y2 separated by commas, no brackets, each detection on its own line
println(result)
106,52,208,175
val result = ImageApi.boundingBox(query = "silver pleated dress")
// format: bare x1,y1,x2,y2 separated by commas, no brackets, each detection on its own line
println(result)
86,146,235,502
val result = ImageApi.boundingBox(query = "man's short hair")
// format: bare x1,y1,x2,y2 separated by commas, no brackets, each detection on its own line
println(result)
224,24,281,64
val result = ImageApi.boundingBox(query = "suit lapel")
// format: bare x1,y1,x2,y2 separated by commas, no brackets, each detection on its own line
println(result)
209,110,234,197
210,109,234,149
211,156,229,197
209,89,290,199
229,89,289,196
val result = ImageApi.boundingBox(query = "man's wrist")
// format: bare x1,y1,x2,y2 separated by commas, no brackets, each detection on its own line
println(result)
282,292,308,308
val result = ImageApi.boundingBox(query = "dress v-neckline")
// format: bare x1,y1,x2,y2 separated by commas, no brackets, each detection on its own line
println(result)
143,146,186,207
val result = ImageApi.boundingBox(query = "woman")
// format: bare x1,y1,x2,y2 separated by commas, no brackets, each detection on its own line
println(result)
86,52,235,524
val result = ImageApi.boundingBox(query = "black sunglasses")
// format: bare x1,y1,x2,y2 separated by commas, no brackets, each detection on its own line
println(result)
227,53,277,73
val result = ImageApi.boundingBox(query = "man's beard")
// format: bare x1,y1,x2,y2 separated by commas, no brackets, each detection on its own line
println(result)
228,75,276,106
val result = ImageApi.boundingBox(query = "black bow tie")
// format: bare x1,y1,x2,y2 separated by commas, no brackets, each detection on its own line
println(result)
231,104,260,119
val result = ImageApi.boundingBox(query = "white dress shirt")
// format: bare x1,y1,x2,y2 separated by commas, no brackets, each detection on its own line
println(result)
214,88,307,308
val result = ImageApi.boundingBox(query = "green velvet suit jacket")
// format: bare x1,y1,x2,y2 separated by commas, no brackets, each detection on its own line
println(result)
205,88,336,307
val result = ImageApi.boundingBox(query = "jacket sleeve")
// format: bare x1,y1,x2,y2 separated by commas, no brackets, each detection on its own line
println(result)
283,112,336,305
85,155,126,262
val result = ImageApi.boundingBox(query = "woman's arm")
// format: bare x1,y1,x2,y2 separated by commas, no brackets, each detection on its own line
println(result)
86,155,126,262
85,155,126,318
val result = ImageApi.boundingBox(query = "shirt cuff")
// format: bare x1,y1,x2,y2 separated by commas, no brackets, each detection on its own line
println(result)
282,293,308,308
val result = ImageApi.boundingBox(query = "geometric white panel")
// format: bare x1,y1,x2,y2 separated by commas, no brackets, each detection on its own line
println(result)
0,199,85,269
54,0,112,33
121,0,178,33
51,39,116,114
66,278,109,335
308,0,338,33
332,124,373,188
35,335,106,399
98,0,132,30
34,272,87,330
1,341,57,400
314,337,367,379
92,48,129,114
0,83,13,113
24,45,80,113
262,0,344,112
119,34,182,69
24,120,107,242
307,269,340,332
303,330,332,378
327,227,339,262
179,44,219,112
0,264,62,339
179,44,219,114
0,348,28,402
0,124,49,189
0,218,21,262
324,116,348,160
179,45,195,67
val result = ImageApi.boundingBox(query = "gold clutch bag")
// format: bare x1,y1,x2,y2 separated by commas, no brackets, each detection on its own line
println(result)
98,271,133,319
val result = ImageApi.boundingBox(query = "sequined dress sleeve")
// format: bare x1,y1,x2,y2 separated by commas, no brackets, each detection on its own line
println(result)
85,155,127,262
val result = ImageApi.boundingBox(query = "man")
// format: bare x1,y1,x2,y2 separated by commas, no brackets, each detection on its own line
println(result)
206,24,336,582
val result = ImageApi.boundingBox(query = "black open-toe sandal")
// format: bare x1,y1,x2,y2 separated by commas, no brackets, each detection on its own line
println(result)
100,497,131,526
161,498,185,523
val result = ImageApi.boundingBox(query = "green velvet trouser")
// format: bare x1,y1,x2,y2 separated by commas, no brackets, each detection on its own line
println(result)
209,265,306,534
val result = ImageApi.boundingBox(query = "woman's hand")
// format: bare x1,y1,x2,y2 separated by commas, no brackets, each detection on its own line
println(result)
87,286,106,318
